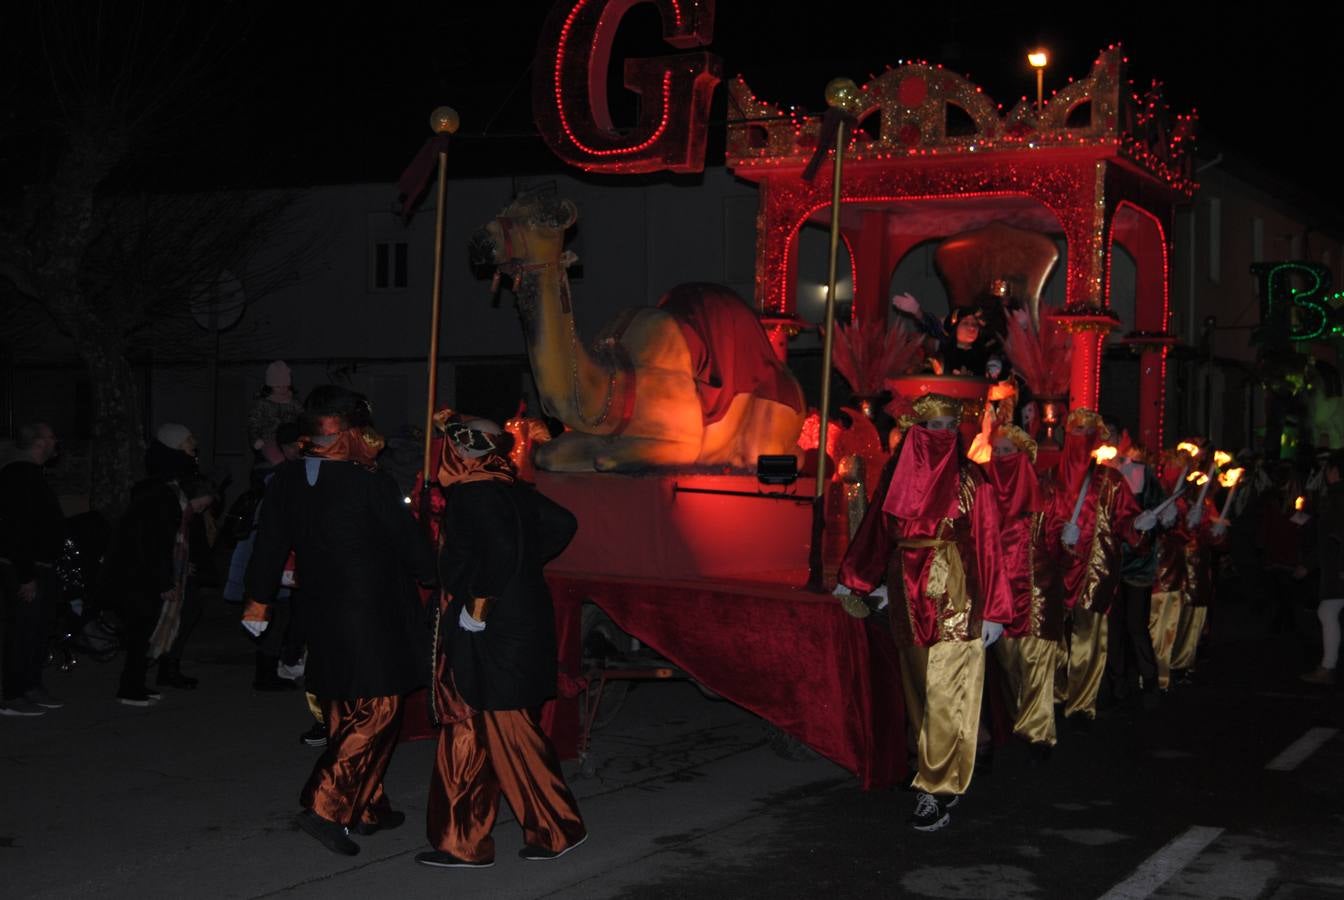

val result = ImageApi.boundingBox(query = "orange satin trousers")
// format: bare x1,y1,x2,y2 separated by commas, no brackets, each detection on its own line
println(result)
301,696,402,828
427,707,586,864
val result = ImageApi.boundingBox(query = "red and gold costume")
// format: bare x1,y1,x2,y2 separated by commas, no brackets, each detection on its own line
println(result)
1051,410,1142,720
1149,451,1191,689
983,426,1066,748
1173,488,1225,673
839,394,1012,798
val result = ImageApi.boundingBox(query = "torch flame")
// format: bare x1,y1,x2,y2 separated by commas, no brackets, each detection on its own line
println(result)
1296,495,1306,511
1176,441,1200,457
1188,473,1209,486
1092,444,1118,463
1218,467,1244,488
1213,450,1232,469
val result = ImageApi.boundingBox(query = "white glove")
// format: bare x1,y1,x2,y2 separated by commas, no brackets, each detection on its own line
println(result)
1158,503,1177,527
241,619,268,638
1185,507,1203,530
1134,510,1158,533
458,607,486,633
982,620,1004,647
1210,521,1227,538
832,584,854,597
891,292,922,316
1061,522,1081,547
868,584,889,611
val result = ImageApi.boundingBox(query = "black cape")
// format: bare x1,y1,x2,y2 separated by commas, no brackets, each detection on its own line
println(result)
439,480,577,711
246,459,436,700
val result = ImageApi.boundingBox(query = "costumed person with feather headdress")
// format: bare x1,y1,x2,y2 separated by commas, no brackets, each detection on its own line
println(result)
837,393,1013,832
245,385,437,856
417,417,587,869
1051,409,1153,729
981,424,1066,758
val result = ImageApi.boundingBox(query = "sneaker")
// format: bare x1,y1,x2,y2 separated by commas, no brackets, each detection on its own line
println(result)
300,722,328,748
1300,666,1336,685
0,697,47,717
116,692,153,707
415,849,494,868
24,687,65,709
942,794,961,809
295,809,359,856
519,832,588,860
910,792,950,832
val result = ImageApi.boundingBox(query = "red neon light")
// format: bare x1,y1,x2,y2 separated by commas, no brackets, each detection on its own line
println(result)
536,0,719,174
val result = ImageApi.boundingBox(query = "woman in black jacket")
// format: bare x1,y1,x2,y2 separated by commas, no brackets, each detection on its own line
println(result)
418,417,587,869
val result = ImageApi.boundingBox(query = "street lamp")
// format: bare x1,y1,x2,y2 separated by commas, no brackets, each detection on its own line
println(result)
1028,50,1048,113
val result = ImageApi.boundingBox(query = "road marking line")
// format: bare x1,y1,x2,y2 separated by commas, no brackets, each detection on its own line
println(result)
1265,727,1339,772
1097,826,1223,900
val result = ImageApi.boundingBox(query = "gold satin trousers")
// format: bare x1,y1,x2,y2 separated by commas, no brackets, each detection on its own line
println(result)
1171,605,1208,672
994,635,1058,746
898,640,985,797
1148,590,1183,689
427,707,586,863
301,696,402,828
1063,609,1108,719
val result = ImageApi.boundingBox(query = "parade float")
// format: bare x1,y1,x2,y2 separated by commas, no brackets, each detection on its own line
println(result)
407,0,1197,786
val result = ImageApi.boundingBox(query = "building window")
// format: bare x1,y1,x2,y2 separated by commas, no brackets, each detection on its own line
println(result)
372,241,408,290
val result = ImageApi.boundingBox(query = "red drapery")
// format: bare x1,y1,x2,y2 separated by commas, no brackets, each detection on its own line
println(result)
546,572,907,790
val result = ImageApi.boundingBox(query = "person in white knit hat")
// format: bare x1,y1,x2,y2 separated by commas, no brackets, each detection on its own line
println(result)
248,361,302,467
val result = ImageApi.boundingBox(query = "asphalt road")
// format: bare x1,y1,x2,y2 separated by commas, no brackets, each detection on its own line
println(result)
3,591,1341,899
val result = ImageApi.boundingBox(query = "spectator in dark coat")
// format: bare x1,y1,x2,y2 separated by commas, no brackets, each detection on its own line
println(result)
0,422,65,716
1303,453,1344,684
103,474,216,706
246,385,436,857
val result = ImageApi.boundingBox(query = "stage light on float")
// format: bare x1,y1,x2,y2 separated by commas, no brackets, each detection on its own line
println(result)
756,454,800,486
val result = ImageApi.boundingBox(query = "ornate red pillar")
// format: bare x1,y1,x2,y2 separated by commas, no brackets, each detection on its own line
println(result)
1056,161,1114,412
852,211,891,326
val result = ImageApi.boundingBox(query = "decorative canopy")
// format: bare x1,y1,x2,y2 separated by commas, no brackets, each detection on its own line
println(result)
726,46,1196,197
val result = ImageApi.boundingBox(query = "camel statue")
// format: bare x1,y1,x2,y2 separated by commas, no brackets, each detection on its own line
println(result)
469,191,805,473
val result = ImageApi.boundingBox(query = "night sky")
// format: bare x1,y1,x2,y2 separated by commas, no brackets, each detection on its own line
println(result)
5,2,1343,214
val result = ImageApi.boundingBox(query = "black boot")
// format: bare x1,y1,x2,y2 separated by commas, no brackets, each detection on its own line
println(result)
254,652,297,691
157,657,199,689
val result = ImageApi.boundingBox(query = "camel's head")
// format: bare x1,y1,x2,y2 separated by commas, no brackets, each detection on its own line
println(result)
469,189,577,269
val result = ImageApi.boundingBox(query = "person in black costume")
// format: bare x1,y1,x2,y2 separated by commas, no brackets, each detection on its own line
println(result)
246,385,436,856
417,417,587,869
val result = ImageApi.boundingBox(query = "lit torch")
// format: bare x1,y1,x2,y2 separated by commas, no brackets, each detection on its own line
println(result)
1071,444,1117,524
1195,450,1231,510
1218,467,1244,520
1296,495,1306,512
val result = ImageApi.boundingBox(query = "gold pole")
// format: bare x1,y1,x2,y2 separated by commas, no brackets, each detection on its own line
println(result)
806,78,858,592
1036,68,1043,112
420,106,459,495
814,119,847,504
421,148,449,490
